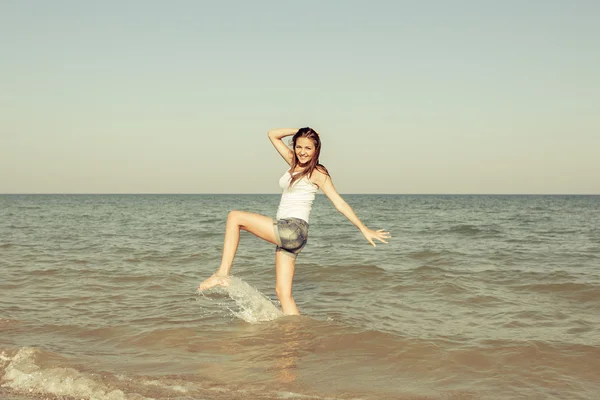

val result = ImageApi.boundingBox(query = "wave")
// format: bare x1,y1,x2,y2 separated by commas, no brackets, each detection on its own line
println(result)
447,224,484,235
307,263,387,281
516,281,595,293
512,282,600,303
0,318,21,326
2,322,599,400
405,251,466,268
464,294,504,307
477,269,579,285
411,265,450,274
0,347,224,400
444,224,503,238
407,250,446,260
1,347,148,400
1,345,377,400
426,281,470,296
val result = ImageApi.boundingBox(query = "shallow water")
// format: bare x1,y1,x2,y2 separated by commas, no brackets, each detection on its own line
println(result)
1,194,599,399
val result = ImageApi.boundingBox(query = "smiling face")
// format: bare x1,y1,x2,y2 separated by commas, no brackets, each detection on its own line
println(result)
294,137,316,165
287,127,324,187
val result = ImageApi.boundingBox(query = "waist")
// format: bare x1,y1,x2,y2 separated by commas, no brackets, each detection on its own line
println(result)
276,208,311,223
276,216,309,227
276,200,312,223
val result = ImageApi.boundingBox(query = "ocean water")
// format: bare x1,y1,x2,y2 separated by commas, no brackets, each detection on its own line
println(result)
1,194,599,400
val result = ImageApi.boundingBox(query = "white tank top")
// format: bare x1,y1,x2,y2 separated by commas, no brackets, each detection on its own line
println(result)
276,170,318,223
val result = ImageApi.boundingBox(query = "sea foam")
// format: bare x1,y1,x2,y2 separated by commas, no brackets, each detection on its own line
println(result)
2,347,148,400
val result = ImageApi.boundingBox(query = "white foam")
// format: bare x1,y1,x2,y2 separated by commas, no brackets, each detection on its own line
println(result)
275,391,350,399
276,391,321,398
2,347,151,400
0,351,11,362
141,379,189,393
208,386,231,392
202,276,284,323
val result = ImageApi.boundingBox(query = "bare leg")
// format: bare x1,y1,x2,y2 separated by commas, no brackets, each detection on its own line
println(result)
198,210,278,290
275,250,300,315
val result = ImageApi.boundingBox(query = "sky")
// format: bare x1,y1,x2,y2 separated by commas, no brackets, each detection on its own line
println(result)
1,0,599,194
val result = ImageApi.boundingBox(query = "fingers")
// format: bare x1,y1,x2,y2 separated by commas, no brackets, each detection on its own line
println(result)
365,228,391,247
372,232,389,245
376,229,391,239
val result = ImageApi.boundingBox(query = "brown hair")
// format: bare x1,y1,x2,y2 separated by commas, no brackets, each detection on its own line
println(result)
288,127,329,188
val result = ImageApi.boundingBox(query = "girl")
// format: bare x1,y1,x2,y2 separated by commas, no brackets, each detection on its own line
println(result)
198,127,390,315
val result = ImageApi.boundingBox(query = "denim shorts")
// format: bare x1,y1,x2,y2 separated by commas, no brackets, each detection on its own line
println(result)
273,217,309,258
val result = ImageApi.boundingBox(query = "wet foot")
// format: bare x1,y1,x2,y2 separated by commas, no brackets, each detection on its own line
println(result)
197,274,230,291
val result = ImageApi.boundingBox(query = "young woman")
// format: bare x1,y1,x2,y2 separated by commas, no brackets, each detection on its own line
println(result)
198,127,391,315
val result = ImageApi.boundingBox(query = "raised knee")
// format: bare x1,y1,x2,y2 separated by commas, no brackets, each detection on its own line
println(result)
227,210,248,231
227,210,241,223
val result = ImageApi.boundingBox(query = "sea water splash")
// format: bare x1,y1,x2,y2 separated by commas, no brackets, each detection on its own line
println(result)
199,276,284,323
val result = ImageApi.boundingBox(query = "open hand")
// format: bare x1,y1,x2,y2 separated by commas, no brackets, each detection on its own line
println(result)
361,228,391,247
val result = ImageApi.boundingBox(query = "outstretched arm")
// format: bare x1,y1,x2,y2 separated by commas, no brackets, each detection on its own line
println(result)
268,128,298,165
312,171,391,247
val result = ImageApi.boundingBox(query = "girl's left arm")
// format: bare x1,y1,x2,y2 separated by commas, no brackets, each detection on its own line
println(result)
314,172,391,247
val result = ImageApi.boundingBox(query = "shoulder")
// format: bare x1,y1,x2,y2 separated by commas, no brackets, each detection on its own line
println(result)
310,165,331,188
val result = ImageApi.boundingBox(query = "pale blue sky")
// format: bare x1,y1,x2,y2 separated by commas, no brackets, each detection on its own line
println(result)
1,0,599,194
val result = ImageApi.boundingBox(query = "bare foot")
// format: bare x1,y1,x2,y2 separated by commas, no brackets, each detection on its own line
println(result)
197,274,230,291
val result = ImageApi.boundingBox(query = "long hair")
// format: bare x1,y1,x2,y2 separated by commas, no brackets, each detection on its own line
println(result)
288,127,329,188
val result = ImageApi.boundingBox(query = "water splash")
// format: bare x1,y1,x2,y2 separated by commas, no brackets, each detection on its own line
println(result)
201,276,284,323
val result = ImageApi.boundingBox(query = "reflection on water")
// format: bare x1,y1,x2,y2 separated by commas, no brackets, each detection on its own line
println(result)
270,319,302,385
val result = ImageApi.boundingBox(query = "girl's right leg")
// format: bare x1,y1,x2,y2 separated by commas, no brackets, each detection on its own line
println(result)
275,250,300,315
198,211,278,290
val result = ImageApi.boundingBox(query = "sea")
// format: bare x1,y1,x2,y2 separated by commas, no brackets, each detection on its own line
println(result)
0,194,599,400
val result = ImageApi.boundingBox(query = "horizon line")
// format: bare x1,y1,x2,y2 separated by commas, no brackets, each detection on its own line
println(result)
1,193,599,196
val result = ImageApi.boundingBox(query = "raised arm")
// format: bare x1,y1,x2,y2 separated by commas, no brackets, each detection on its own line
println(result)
268,128,298,165
312,170,391,247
